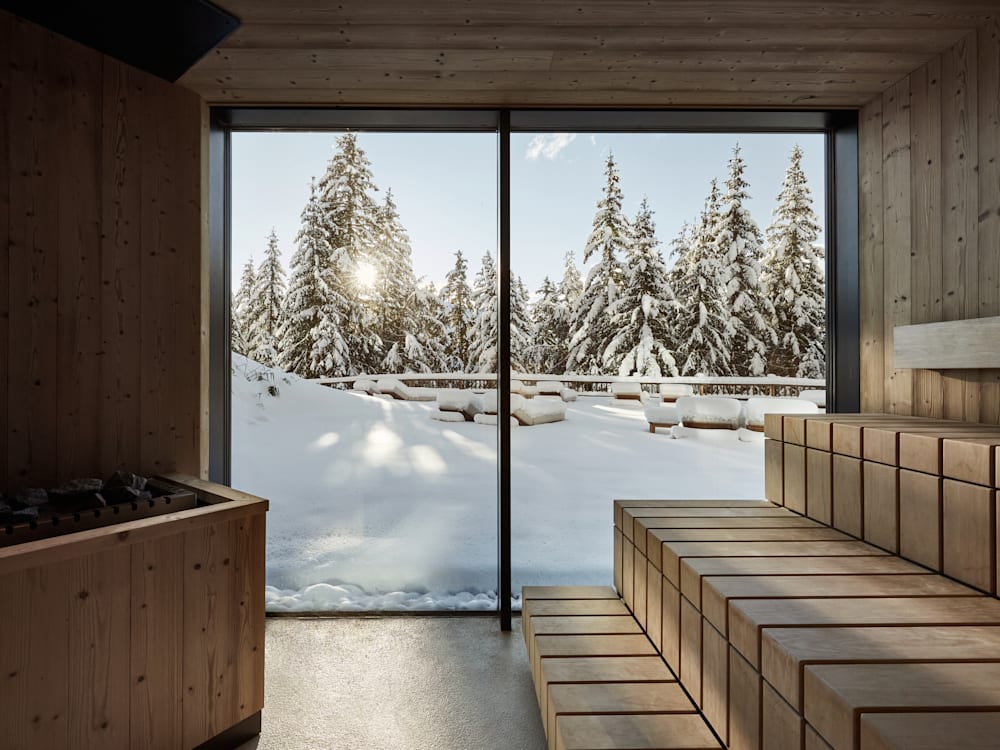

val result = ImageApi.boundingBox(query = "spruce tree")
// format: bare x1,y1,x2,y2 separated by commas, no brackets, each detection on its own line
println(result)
372,189,422,372
247,229,287,367
669,181,732,376
714,144,776,376
510,275,534,371
406,281,450,373
232,257,257,357
761,145,826,378
316,132,383,374
440,250,473,371
567,153,628,374
281,181,347,378
529,277,562,373
603,198,679,377
468,251,499,373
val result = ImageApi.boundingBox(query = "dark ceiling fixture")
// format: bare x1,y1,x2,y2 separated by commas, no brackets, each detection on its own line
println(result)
1,0,240,82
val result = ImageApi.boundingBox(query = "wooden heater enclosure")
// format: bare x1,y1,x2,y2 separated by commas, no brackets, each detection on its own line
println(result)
0,475,267,750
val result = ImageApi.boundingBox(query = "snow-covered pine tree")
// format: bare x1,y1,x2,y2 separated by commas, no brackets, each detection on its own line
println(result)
281,181,349,378
714,144,776,376
761,144,826,378
372,189,422,372
603,198,679,377
440,250,473,371
232,257,257,357
510,275,534,371
529,277,562,373
316,132,383,374
405,281,450,373
468,251,499,373
566,153,628,374
669,181,732,376
247,229,287,367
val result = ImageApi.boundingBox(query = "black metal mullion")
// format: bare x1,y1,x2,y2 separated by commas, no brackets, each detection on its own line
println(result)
497,111,512,631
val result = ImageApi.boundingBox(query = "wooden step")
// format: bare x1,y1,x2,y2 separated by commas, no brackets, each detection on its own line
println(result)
533,634,658,703
862,422,996,466
899,429,1000,475
898,469,942,570
804,663,1000,750
860,711,1000,750
862,461,899,552
942,479,997,593
523,599,630,642
806,449,833,524
555,713,721,750
635,516,823,561
832,455,863,537
679,556,923,609
728,596,1000,669
615,500,774,532
762,625,1000,711
622,506,791,541
524,586,620,601
943,436,1000,487
547,683,694,750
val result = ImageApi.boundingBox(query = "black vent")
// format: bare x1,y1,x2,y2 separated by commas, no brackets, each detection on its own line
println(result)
2,0,240,82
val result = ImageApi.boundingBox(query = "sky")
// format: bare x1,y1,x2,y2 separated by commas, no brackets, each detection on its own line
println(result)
232,131,825,295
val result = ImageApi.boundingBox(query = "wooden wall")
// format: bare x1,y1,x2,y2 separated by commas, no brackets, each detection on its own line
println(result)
1,12,206,493
860,21,1000,423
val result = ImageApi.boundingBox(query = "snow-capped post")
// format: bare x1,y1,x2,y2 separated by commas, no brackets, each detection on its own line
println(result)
668,180,731,376
247,229,287,368
714,144,777,377
603,197,679,378
567,152,628,375
441,250,474,372
761,144,826,378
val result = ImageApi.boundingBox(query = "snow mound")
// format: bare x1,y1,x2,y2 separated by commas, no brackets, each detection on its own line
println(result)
645,405,679,427
513,398,567,426
430,410,466,423
677,396,742,429
473,413,519,427
437,389,484,420
265,584,498,612
738,428,766,443
353,378,377,393
798,389,826,408
511,379,537,397
560,388,578,402
478,389,498,414
610,382,643,399
743,396,818,428
536,380,564,395
374,378,436,401
659,383,694,402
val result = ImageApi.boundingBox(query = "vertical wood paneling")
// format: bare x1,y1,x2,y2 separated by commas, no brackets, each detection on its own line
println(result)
860,26,1000,426
235,513,266,719
67,548,131,749
2,13,205,492
8,20,60,487
859,97,885,413
0,12,10,493
99,63,143,474
130,537,184,750
977,20,1000,425
909,61,944,418
55,34,103,481
882,77,912,415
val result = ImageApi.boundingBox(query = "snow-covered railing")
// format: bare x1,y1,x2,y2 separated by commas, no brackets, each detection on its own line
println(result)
310,373,825,398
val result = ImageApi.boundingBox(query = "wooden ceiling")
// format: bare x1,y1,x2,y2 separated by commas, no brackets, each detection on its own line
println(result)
179,0,999,108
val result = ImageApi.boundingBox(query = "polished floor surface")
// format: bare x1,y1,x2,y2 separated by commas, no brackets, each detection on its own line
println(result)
236,616,546,750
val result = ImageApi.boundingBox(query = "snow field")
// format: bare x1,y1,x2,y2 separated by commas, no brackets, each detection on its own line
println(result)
232,356,766,611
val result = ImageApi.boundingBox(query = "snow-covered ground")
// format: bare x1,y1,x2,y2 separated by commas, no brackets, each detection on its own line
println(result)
231,356,766,611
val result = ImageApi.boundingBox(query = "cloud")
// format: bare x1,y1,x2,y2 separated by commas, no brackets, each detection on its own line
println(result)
524,133,577,161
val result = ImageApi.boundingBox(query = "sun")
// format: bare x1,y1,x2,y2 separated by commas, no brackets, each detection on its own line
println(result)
355,261,378,289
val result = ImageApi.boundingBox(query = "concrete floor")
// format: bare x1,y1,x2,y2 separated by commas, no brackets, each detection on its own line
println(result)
236,616,546,750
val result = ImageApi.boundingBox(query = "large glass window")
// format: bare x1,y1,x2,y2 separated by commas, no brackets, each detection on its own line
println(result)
229,131,499,612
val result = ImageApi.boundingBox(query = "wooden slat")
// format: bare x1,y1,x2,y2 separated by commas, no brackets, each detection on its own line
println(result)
234,512,266,722
729,596,1000,669
942,435,1000,485
701,620,729,743
942,479,996,592
680,597,703,705
859,96,885,413
130,537,184,750
761,681,802,750
728,646,760,750
555,713,720,750
899,427,1000,474
639,517,823,561
68,548,131,750
765,439,783,505
783,444,807,514
862,462,899,552
805,663,1000,750
806,449,833,524
898,469,943,570
762,625,1000,710
882,76,912,415
832,455,864,537
909,58,944,420
896,317,1000,370
646,560,662,652
860,711,1000,750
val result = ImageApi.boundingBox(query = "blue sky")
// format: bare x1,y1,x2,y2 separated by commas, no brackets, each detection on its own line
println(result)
232,131,825,294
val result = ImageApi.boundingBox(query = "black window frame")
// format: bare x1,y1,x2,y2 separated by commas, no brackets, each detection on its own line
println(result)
209,108,859,631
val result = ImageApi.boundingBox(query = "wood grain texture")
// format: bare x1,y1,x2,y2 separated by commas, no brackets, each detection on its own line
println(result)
806,449,833,524
859,96,886,413
862,462,899,552
783,444,807,514
942,479,996,592
728,646,761,750
2,14,205,492
765,439,784,505
898,469,943,570
895,316,1000,368
832,455,864,537
861,712,1000,750
701,621,729,744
